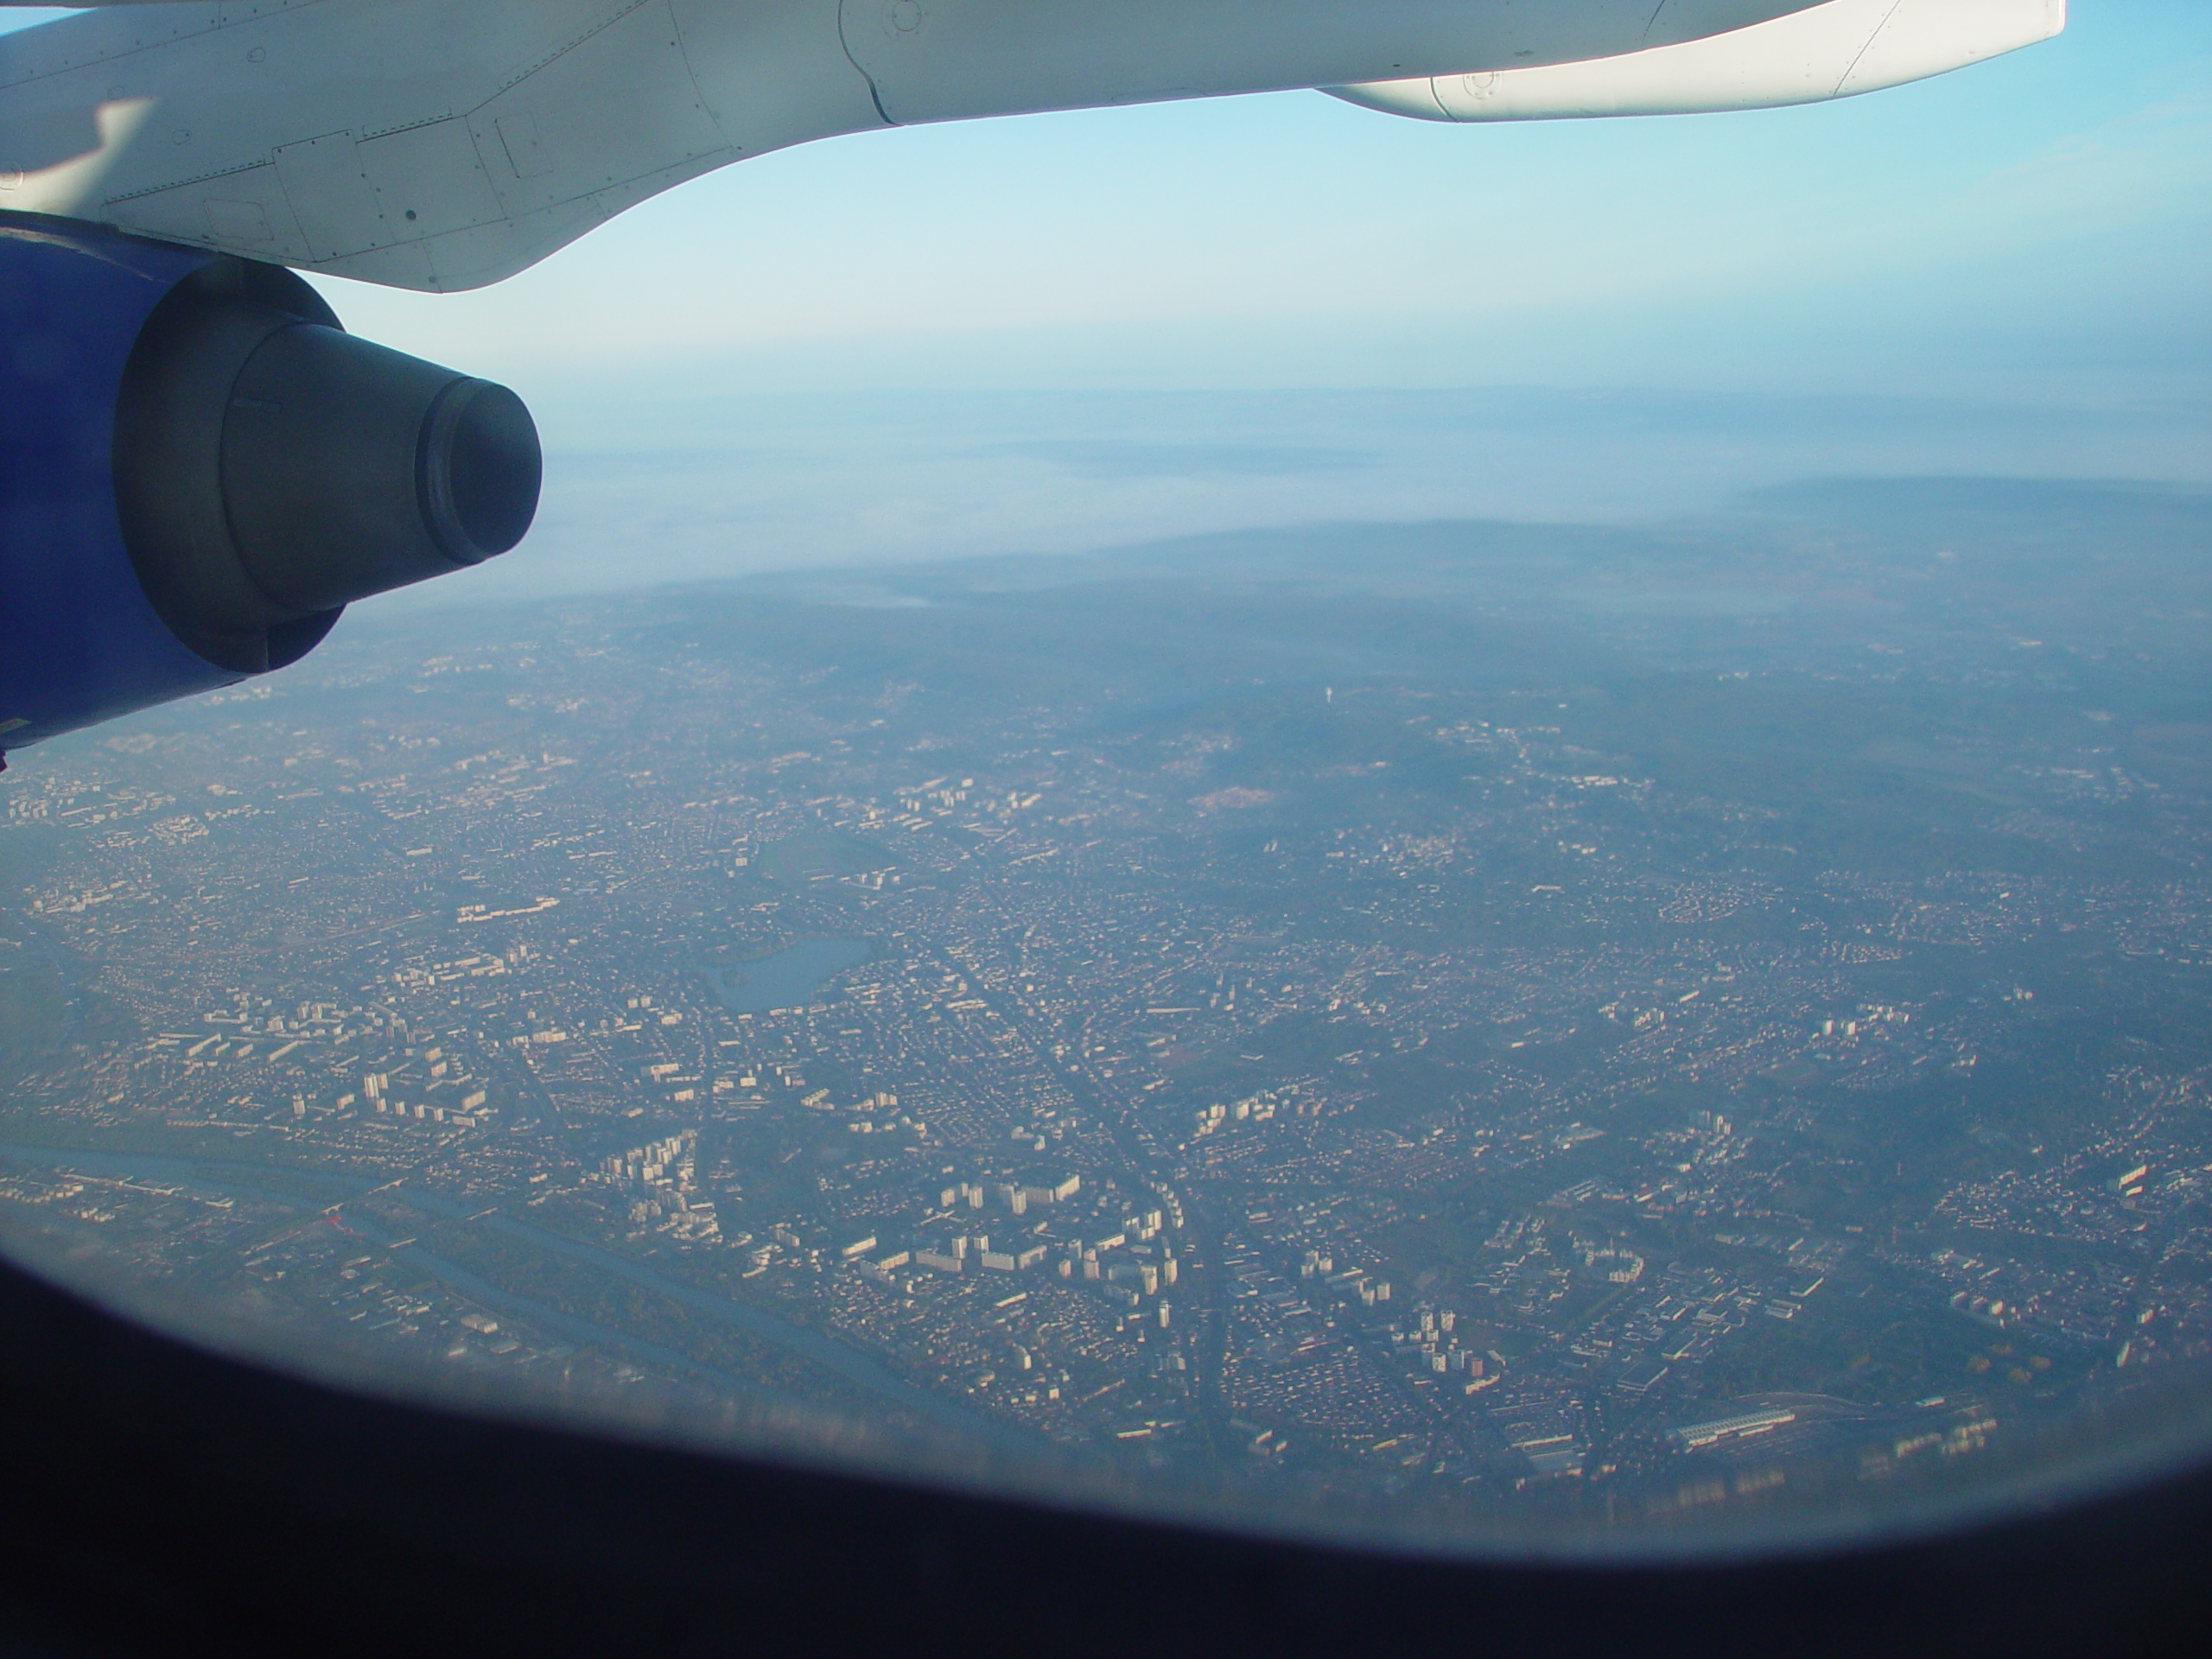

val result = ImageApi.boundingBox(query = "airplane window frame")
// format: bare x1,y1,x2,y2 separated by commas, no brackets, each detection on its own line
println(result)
0,1246,2207,1656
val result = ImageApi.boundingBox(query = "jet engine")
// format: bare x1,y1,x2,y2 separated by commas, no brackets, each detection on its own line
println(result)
0,215,538,762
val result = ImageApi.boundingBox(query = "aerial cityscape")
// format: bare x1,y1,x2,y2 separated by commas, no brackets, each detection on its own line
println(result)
2,475,2208,1547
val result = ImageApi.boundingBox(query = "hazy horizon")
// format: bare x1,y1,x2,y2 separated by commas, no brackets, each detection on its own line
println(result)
365,383,2211,613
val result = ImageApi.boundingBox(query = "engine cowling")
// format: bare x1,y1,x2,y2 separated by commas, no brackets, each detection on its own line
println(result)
0,214,538,763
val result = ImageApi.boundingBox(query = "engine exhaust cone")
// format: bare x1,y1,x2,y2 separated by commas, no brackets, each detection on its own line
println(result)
114,257,540,673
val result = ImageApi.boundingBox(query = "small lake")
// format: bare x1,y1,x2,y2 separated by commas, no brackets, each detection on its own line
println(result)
702,937,873,1014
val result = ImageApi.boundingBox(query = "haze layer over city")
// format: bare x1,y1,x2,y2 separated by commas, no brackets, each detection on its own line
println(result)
3,476,2208,1547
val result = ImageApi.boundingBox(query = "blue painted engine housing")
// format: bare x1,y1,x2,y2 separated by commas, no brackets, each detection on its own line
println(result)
1,213,539,768
0,216,239,758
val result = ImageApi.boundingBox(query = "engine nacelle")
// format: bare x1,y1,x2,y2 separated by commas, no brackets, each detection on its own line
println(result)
0,214,538,763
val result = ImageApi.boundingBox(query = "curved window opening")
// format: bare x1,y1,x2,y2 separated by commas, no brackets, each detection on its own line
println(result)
1,0,2207,1575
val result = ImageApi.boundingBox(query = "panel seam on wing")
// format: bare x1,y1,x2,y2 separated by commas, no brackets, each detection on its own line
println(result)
836,1,897,127
1832,0,1909,97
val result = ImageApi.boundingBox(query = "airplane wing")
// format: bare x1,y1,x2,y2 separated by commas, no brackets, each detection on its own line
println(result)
0,1,2014,294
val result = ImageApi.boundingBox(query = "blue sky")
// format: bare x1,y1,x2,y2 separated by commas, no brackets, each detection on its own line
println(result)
7,3,2207,593
290,0,2209,405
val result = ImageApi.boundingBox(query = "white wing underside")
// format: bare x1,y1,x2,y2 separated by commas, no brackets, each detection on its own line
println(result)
0,1,2063,293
